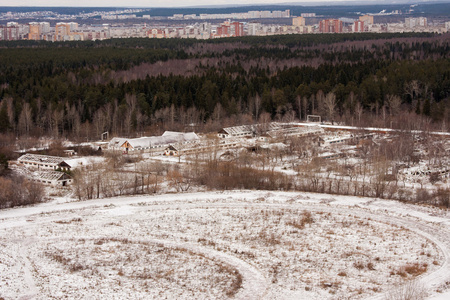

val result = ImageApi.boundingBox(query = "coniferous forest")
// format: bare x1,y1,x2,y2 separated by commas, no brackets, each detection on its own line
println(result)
0,32,449,142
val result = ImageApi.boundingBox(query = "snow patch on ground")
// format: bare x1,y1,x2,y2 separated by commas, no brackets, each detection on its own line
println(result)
0,191,449,299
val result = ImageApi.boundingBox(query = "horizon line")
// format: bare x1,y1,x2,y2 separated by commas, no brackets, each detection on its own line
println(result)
2,1,450,9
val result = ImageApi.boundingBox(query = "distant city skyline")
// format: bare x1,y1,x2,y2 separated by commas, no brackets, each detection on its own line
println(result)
0,0,444,8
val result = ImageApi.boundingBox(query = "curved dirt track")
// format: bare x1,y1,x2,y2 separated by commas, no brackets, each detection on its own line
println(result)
0,191,449,299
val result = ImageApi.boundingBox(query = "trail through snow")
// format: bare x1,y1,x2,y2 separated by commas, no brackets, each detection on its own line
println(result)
0,190,449,299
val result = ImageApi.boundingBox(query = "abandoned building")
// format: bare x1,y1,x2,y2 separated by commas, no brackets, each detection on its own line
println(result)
17,154,71,171
31,171,73,186
109,131,200,153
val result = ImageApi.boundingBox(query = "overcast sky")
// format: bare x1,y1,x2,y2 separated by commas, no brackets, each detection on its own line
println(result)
0,0,372,8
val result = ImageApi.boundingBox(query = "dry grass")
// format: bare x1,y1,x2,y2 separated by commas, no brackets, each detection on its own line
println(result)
197,238,216,247
385,279,427,300
224,267,243,297
45,251,87,273
286,210,314,229
54,217,82,224
354,261,366,270
26,204,441,300
404,263,428,276
392,263,428,278
258,229,281,246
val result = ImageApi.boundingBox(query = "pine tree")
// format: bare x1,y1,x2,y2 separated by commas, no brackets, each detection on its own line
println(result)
415,99,421,115
422,98,431,116
0,104,10,133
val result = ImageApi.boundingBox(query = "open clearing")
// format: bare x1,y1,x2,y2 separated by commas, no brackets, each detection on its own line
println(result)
0,191,449,299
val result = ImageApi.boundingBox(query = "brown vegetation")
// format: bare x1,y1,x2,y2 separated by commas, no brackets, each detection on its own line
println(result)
0,175,45,208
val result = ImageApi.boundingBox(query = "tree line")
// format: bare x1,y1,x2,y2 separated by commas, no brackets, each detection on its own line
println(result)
0,33,449,143
69,131,450,208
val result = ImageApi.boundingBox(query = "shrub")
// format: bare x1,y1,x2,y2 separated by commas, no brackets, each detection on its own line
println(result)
74,145,103,156
434,188,450,208
354,261,365,270
286,210,314,229
194,160,290,191
301,210,314,224
415,189,430,203
429,172,441,184
385,279,427,300
403,263,427,276
0,175,45,209
394,263,428,278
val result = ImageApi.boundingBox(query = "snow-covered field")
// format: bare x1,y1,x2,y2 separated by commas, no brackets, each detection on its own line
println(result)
1,191,449,299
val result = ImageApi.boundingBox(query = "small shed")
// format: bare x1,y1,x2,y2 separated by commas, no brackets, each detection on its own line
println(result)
164,145,180,156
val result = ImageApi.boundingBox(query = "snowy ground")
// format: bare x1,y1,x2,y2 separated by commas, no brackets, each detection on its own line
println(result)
0,191,449,299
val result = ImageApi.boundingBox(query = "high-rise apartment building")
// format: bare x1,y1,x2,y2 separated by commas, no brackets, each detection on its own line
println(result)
28,22,40,40
216,24,229,37
319,19,343,33
260,11,272,18
248,23,261,36
40,22,50,34
292,17,305,27
231,22,243,36
215,21,243,37
353,20,364,32
0,23,20,40
359,15,374,25
231,22,244,36
55,22,80,41
56,22,71,38
405,17,427,28
68,22,79,31
248,11,261,18
272,11,282,18
28,22,51,40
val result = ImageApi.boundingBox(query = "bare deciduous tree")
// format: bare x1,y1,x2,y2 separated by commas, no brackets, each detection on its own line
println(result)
385,94,402,117
167,169,191,192
18,103,33,136
404,80,421,102
323,92,337,123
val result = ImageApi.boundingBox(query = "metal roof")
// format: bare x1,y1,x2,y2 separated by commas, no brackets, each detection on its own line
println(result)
221,123,282,136
33,171,71,181
63,157,88,168
267,125,324,138
121,132,199,149
108,137,128,148
18,153,65,165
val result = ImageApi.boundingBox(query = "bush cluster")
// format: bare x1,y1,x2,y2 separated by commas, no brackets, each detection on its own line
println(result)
0,175,45,208
195,161,292,191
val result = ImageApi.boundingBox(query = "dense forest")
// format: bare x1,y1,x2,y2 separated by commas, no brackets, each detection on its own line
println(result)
0,32,449,144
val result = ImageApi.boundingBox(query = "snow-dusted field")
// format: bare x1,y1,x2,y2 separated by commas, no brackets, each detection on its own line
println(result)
1,191,449,299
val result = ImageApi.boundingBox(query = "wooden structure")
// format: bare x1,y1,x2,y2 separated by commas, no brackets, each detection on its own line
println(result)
218,123,281,138
109,131,200,153
163,138,242,157
31,171,72,186
17,154,71,171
